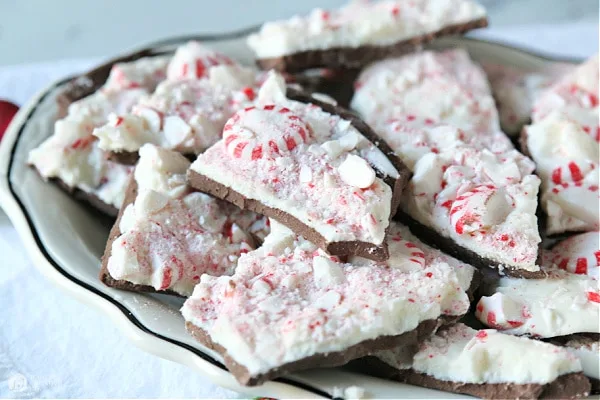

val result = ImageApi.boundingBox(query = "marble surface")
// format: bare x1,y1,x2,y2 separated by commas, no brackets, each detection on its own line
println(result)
0,0,598,66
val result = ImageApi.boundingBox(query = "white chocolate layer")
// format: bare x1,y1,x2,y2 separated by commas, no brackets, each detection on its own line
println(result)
248,0,486,58
182,221,474,377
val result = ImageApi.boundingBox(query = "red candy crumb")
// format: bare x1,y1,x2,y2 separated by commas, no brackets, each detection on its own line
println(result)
486,311,497,327
0,99,19,141
242,87,255,101
575,258,588,275
587,291,600,303
159,267,173,290
475,331,488,340
507,320,524,328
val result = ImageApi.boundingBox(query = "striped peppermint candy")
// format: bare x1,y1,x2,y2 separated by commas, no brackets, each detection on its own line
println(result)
550,161,596,186
223,105,311,160
388,235,426,271
548,161,599,227
475,292,529,330
448,184,512,235
547,231,600,278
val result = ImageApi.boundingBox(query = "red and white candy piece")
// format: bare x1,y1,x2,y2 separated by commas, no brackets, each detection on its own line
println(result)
448,185,512,235
475,292,529,330
548,179,599,227
223,105,311,160
550,161,595,186
133,105,164,133
388,235,426,272
547,231,600,277
0,99,19,141
167,41,234,80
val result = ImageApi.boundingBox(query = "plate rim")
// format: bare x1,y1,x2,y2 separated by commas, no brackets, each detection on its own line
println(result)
0,28,582,399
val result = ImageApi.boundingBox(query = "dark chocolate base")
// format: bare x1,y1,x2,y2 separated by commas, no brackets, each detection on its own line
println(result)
53,177,119,219
396,211,546,279
256,18,489,72
186,318,440,386
291,69,360,108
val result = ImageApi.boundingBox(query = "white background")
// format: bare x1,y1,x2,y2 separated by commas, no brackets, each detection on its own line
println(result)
0,1,599,398
0,0,598,65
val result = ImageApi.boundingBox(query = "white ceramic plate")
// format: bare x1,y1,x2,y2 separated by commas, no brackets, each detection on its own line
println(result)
0,31,580,399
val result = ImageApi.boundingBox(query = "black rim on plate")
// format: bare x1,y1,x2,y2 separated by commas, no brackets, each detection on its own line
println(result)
5,31,334,399
5,29,581,399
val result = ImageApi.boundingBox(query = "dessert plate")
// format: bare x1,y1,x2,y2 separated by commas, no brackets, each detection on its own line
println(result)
0,30,580,399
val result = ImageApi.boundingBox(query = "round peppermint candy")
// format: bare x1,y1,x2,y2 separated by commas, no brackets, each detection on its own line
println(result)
448,184,512,235
548,231,600,277
223,105,311,160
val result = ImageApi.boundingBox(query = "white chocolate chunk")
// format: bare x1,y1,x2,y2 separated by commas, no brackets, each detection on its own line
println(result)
338,154,376,189
299,165,313,183
477,292,526,329
313,290,342,311
252,279,272,295
163,115,192,147
135,190,169,217
313,255,345,288
135,106,162,133
321,139,344,158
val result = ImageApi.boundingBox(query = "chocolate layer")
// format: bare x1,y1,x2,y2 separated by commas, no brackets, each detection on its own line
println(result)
54,177,119,219
188,90,411,262
357,353,590,399
549,333,600,394
393,370,590,400
186,318,439,386
291,69,360,108
98,174,182,296
397,211,546,278
255,18,488,73
58,48,170,113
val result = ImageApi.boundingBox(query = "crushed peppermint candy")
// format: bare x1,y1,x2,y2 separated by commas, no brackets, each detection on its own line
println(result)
190,71,400,249
544,231,599,279
404,145,541,272
351,49,500,135
107,144,266,296
181,220,474,380
28,56,165,210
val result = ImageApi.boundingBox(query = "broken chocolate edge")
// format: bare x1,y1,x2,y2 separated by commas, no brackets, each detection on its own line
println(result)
396,211,546,279
98,172,183,297
255,18,489,73
186,318,441,386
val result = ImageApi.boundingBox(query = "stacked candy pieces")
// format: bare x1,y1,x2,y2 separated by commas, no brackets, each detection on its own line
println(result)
475,230,600,387
371,323,589,399
27,0,600,395
101,144,268,296
28,55,170,214
523,56,599,235
93,42,264,156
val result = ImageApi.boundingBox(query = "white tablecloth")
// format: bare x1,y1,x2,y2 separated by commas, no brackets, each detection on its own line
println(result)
1,23,597,398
